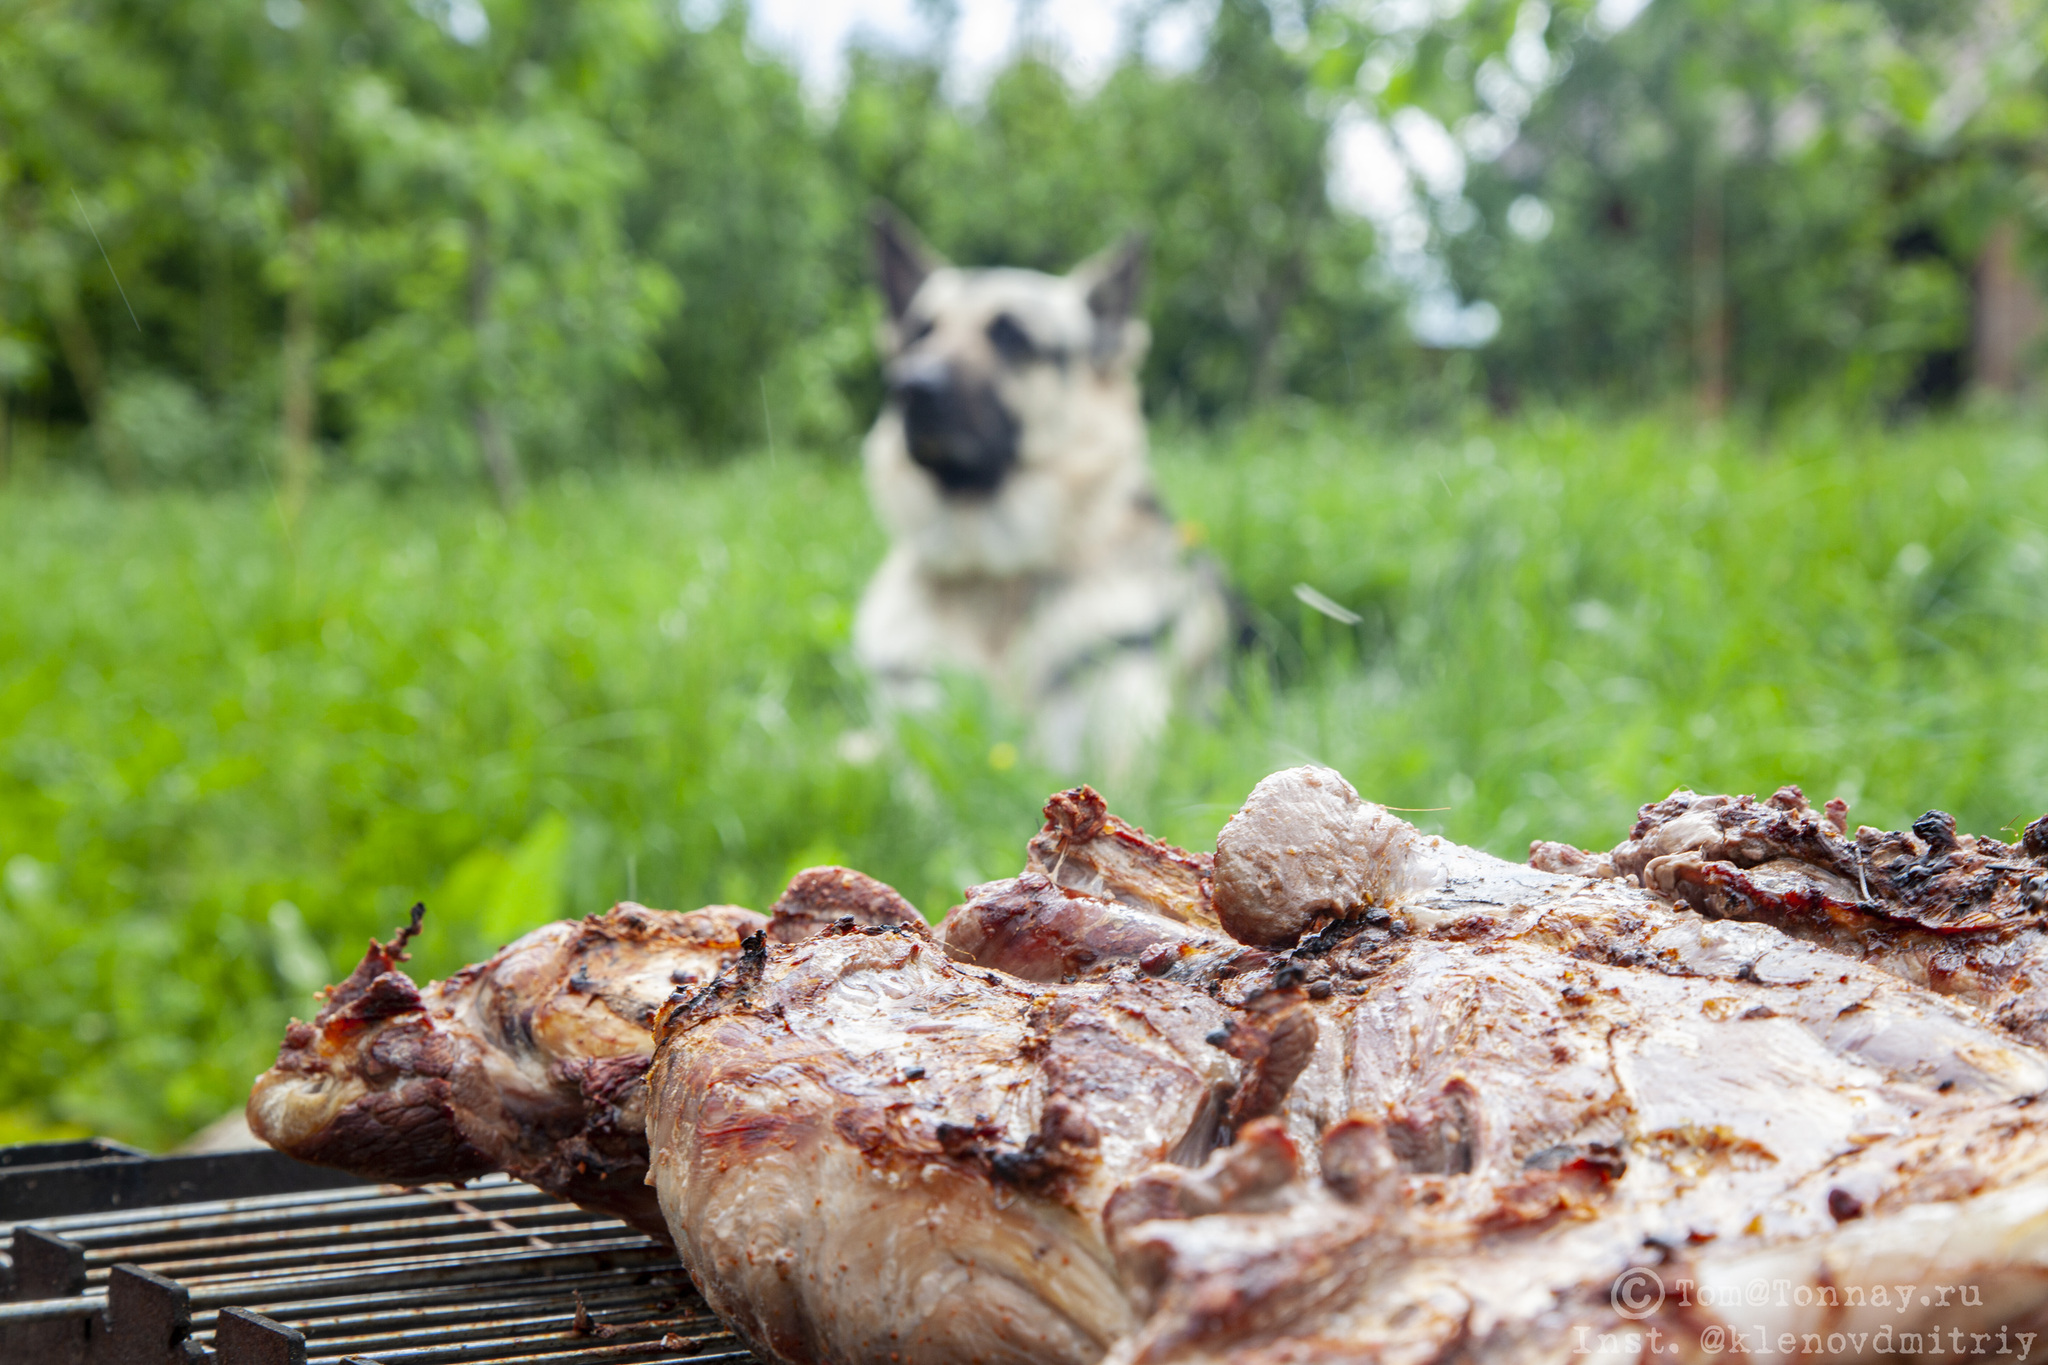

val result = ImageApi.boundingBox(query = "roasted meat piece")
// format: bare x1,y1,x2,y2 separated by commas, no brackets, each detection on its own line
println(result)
764,865,926,943
1024,785,1217,928
250,770,2048,1363
648,767,2048,1365
1535,785,2048,1042
645,923,1246,1365
248,899,766,1234
1103,1099,2048,1364
246,863,931,1228
938,870,1252,986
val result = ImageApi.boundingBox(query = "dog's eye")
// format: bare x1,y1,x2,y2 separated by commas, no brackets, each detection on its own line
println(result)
986,313,1037,364
902,316,935,347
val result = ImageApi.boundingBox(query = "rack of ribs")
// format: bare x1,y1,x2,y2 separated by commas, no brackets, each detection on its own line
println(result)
253,769,2048,1363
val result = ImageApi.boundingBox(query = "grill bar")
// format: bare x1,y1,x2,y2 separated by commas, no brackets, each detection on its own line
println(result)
0,1291,104,1323
81,1206,593,1265
94,1221,624,1281
308,1314,731,1358
296,1302,717,1352
230,1272,682,1330
2,1170,544,1244
204,1266,684,1325
330,1347,758,1365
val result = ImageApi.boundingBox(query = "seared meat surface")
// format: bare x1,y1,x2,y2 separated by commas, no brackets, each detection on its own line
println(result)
939,870,1251,986
246,862,927,1230
1535,785,2048,1043
647,768,2048,1364
1025,785,1218,929
249,771,2048,1364
645,924,1243,1365
248,900,764,1235
764,865,926,943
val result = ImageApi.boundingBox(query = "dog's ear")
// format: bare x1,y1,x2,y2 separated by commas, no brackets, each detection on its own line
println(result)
871,204,945,322
1074,231,1149,367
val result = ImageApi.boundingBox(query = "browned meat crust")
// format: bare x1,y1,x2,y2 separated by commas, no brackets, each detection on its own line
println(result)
247,769,2048,1364
651,768,2048,1365
1536,785,2048,1043
1024,785,1217,927
766,864,926,943
645,920,1245,1365
248,900,767,1235
938,872,1257,985
251,905,498,1185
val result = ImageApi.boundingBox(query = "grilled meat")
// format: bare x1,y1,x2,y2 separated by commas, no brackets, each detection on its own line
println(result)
645,924,1243,1365
938,870,1251,986
246,862,930,1230
248,900,765,1235
1025,785,1218,928
248,768,2048,1363
648,767,2048,1365
1104,1101,2048,1364
765,865,926,944
1535,785,2048,1044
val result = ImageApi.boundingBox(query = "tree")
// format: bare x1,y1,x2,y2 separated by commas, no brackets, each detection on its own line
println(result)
1323,0,2048,411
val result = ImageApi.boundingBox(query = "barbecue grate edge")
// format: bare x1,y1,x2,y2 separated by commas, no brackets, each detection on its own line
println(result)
2,1144,759,1365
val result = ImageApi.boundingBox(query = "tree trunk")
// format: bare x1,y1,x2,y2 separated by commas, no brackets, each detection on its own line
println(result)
49,303,104,419
1972,218,2041,396
469,219,524,510
1249,248,1304,404
44,272,132,485
1691,162,1727,420
279,187,319,518
276,1,322,518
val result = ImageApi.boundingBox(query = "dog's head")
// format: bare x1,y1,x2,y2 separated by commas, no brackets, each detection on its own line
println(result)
868,206,1150,500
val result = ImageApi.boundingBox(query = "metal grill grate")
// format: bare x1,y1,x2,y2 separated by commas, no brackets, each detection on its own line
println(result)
3,1171,761,1364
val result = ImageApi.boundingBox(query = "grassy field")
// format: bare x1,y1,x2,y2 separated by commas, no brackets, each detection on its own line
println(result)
4,406,2047,1147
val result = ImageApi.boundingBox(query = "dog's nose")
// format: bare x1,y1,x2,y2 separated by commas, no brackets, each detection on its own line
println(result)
887,357,1020,497
888,356,951,405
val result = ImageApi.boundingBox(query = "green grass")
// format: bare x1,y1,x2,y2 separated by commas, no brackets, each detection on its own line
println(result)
4,406,2047,1147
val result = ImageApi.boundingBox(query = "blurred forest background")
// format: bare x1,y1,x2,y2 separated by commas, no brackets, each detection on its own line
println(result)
4,0,2048,1145
9,0,2048,485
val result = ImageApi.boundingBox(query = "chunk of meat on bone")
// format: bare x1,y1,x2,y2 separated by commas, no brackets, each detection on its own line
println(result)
766,864,925,943
247,901,766,1235
1024,785,1217,927
1210,765,1455,947
1538,785,2048,1043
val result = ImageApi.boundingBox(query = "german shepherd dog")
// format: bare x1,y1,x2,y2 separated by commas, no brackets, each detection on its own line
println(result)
853,209,1230,772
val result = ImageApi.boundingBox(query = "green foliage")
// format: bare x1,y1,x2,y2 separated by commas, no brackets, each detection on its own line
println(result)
4,412,2047,1145
325,3,681,483
1325,0,2048,409
835,1,1394,413
0,0,1404,485
11,0,2048,483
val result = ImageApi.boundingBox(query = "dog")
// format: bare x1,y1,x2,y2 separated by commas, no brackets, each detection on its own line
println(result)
852,208,1231,772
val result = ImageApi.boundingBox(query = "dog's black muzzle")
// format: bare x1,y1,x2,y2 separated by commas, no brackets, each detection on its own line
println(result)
890,359,1020,496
